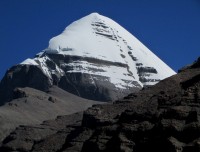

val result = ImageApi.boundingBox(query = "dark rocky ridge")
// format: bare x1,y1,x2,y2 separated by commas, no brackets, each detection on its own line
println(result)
0,65,51,104
178,57,200,72
1,57,199,152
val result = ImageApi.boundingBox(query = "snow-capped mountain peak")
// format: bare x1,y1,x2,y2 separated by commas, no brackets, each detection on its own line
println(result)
17,12,175,101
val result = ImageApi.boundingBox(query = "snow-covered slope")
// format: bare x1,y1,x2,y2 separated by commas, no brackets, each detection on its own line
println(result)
46,13,175,85
16,12,175,101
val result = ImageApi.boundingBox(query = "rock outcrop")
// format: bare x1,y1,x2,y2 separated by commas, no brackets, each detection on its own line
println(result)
0,65,51,103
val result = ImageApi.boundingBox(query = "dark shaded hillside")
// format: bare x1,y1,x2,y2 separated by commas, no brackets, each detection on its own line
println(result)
0,86,100,143
1,57,200,152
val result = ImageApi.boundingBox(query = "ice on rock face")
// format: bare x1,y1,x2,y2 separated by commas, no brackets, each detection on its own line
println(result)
20,58,39,66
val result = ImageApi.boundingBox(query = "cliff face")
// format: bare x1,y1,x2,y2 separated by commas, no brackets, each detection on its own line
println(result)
0,65,51,103
1,57,199,152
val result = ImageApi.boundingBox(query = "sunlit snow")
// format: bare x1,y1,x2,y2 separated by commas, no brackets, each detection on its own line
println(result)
20,12,176,89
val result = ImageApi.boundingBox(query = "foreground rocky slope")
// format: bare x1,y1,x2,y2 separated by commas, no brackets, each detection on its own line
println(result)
1,57,199,152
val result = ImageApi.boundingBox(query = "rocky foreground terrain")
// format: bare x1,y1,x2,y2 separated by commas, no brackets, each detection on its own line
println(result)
0,57,199,152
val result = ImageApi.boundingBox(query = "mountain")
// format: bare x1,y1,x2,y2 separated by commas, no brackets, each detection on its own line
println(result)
0,13,175,103
1,57,199,152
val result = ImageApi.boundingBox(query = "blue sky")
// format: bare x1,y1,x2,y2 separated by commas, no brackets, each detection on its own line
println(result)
0,0,200,80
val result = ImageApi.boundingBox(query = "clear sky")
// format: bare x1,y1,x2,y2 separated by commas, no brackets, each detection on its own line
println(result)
0,0,200,80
